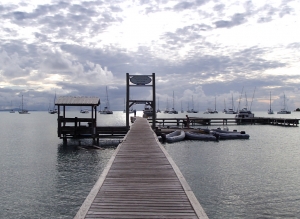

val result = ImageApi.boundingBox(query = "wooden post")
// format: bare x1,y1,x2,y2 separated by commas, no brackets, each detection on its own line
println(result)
152,73,156,129
126,73,130,130
63,136,67,145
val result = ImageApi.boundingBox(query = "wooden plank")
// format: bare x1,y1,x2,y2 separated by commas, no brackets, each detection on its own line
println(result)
74,117,208,219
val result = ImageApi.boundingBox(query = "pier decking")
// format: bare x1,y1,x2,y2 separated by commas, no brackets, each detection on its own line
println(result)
74,117,208,219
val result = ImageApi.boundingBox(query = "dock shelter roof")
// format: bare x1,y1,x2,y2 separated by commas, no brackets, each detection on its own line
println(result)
55,96,100,106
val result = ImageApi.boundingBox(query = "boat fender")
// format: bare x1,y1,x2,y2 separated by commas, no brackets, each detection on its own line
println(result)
240,131,246,134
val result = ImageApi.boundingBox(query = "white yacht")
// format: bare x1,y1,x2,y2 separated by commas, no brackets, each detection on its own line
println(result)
235,108,254,119
80,109,89,113
143,104,155,118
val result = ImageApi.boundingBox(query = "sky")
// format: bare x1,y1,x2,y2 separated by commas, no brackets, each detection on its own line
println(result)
0,0,300,112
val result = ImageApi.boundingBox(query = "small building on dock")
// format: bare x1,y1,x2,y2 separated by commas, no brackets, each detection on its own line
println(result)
55,96,100,145
55,96,128,145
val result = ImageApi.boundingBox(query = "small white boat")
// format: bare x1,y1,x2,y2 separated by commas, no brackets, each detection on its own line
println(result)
277,109,291,114
225,108,237,114
143,104,155,118
235,108,254,119
168,108,178,114
203,108,213,114
187,108,198,113
99,107,113,114
185,131,216,141
80,109,89,113
165,130,185,143
49,109,58,114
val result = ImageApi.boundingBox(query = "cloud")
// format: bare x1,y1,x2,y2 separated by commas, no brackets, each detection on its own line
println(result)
214,13,247,28
1,0,300,111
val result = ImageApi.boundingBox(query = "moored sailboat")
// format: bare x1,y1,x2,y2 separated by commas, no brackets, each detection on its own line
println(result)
277,93,291,114
225,94,237,114
168,91,178,114
99,86,113,114
268,91,274,114
187,95,198,113
18,95,29,114
49,92,58,114
9,101,15,113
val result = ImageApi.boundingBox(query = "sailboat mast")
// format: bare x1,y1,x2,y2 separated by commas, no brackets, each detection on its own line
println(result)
173,91,175,109
284,93,286,110
53,92,56,110
215,96,216,111
192,95,194,110
232,94,234,110
106,86,110,109
238,86,244,112
250,86,256,111
269,92,272,110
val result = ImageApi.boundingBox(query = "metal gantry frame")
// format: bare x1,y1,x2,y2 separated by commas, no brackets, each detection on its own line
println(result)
126,73,156,130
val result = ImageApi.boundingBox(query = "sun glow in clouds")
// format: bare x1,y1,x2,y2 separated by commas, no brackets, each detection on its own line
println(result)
100,8,184,50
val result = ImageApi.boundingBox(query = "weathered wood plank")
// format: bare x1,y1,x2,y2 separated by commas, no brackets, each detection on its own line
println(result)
74,117,208,219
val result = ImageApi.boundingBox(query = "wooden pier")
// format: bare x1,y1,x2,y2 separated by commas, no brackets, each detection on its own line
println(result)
151,117,299,127
74,117,208,219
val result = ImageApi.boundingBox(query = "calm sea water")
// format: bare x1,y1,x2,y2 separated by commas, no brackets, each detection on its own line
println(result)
0,111,300,219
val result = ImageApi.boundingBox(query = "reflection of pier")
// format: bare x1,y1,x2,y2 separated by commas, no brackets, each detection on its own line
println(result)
151,117,299,127
74,117,208,219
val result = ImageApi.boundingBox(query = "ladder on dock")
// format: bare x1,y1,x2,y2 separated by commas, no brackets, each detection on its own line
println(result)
74,117,208,219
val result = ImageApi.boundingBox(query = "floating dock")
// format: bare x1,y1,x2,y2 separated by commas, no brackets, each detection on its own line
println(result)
74,117,208,219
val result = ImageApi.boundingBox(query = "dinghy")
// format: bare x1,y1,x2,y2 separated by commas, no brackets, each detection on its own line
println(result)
165,130,185,143
185,131,217,141
211,128,250,139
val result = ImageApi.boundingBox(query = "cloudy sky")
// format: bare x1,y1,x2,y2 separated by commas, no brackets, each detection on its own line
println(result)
0,0,300,112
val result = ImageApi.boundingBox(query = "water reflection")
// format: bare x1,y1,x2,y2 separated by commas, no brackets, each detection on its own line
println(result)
53,142,116,218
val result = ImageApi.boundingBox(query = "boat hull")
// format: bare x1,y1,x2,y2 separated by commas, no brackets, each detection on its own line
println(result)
211,129,250,139
165,130,185,143
185,131,216,141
